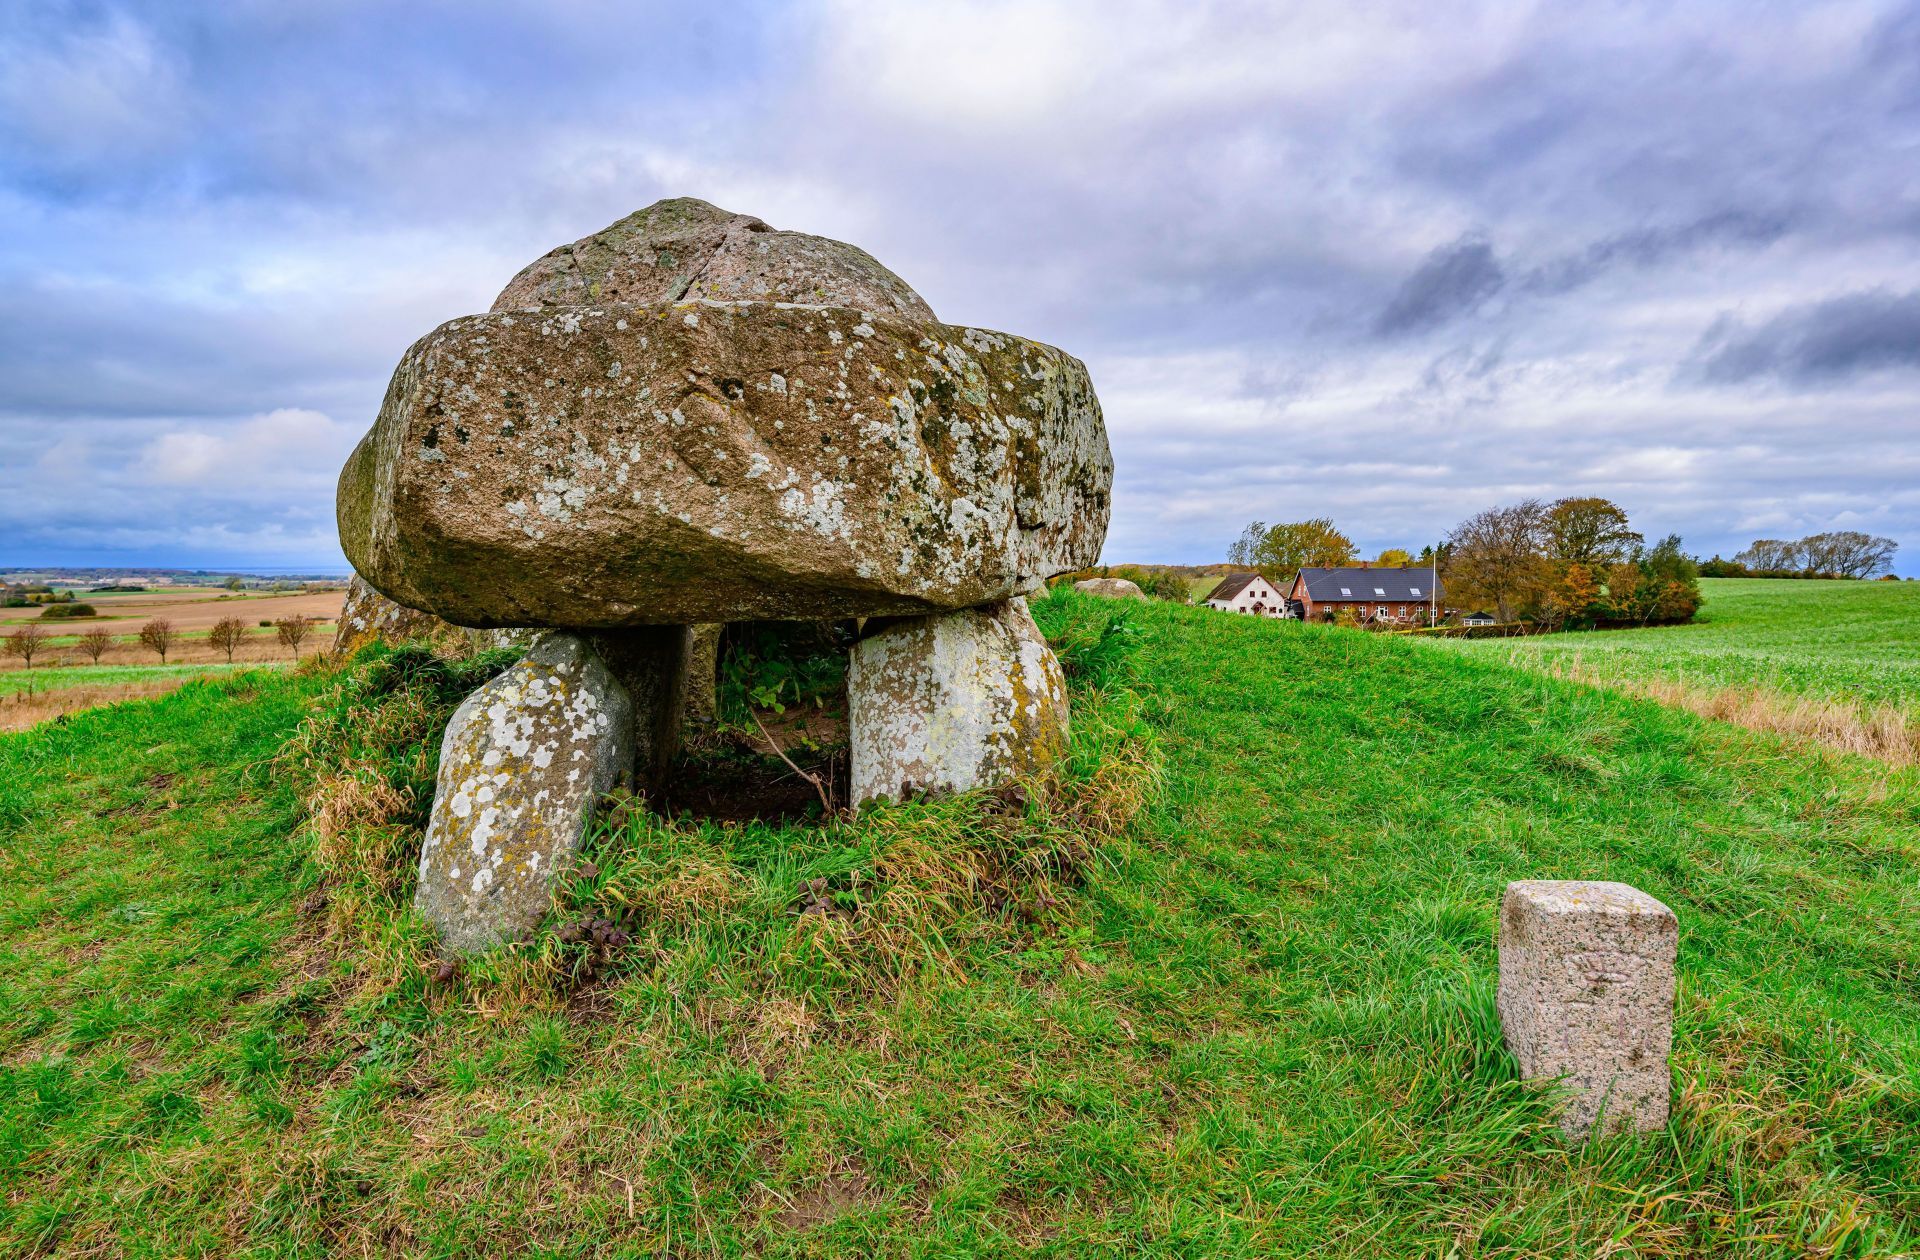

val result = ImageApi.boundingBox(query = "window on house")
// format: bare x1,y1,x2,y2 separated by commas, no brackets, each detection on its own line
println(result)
1410,587,1422,596
1374,587,1386,596
1339,587,1351,596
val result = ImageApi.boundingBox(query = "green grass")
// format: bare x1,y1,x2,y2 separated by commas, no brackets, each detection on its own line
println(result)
0,661,273,697
3,597,1919,1255
1443,578,1920,718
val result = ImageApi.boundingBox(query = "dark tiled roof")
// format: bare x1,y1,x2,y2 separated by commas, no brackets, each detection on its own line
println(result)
1297,566,1439,602
1205,572,1264,601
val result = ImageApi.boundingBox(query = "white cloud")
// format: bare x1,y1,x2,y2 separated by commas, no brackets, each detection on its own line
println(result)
139,408,355,493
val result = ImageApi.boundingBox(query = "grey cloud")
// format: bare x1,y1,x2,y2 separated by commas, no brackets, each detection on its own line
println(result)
1523,210,1793,295
1374,238,1504,336
1692,289,1920,384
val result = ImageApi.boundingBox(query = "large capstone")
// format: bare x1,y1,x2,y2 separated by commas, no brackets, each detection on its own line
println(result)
848,598,1068,805
338,301,1111,626
493,197,936,326
415,633,633,953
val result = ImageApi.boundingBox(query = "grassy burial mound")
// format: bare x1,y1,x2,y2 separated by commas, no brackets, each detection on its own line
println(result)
1445,577,1920,765
3,594,1919,1255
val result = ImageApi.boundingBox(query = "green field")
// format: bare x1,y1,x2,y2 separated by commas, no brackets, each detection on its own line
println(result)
3,597,1919,1255
1442,578,1920,718
0,662,268,698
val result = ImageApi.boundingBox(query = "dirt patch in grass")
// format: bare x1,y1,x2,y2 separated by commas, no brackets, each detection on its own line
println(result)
771,1163,874,1231
658,741,848,824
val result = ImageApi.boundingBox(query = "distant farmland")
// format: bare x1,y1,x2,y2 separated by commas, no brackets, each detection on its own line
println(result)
1438,577,1920,764
1,587,346,728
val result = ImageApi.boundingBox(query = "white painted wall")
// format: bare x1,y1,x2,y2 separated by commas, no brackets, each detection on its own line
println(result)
1207,578,1290,617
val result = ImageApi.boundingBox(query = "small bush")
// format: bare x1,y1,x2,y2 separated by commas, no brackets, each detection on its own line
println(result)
40,603,97,619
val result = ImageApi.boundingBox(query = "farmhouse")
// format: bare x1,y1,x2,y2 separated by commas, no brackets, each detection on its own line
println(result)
1204,572,1292,617
1289,565,1444,625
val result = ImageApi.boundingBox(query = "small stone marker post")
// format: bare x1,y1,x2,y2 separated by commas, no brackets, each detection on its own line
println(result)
1497,880,1677,1139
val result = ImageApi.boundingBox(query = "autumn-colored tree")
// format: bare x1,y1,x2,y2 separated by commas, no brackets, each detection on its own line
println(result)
4,623,48,670
139,617,175,663
209,615,249,664
1444,500,1550,623
1374,547,1414,568
78,626,114,664
1539,562,1602,630
275,614,314,657
1545,497,1643,567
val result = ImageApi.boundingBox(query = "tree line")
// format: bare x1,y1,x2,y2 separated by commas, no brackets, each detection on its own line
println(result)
3,615,319,671
1701,532,1899,580
1443,497,1700,628
1223,497,1702,628
1226,518,1425,574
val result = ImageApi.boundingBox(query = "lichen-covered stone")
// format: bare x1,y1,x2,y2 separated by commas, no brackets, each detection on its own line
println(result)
415,633,634,953
338,301,1111,626
1498,880,1677,1139
847,598,1068,805
332,574,455,653
333,574,537,655
1073,578,1148,601
491,198,936,326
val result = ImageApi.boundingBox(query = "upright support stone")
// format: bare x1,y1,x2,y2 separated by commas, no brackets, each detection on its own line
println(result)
1498,880,1678,1139
684,624,723,726
585,626,690,796
415,633,633,953
848,598,1068,805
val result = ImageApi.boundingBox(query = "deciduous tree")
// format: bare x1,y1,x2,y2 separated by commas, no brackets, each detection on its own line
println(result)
1444,500,1549,623
1802,531,1897,579
209,616,248,664
1247,518,1356,580
78,626,113,664
4,623,48,670
139,618,175,663
1374,547,1413,568
1539,562,1602,630
1546,497,1643,567
275,614,314,658
1227,521,1268,567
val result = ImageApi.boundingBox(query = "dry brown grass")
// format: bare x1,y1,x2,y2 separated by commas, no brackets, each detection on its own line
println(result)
0,677,205,732
1534,654,1919,767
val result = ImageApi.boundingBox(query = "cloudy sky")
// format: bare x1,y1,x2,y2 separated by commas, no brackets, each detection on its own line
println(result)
3,1,1917,573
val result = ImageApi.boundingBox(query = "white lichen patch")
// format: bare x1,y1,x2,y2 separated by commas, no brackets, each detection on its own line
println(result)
847,598,1068,805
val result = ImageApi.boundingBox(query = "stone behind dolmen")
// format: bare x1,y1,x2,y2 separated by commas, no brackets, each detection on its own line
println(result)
333,198,1114,952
